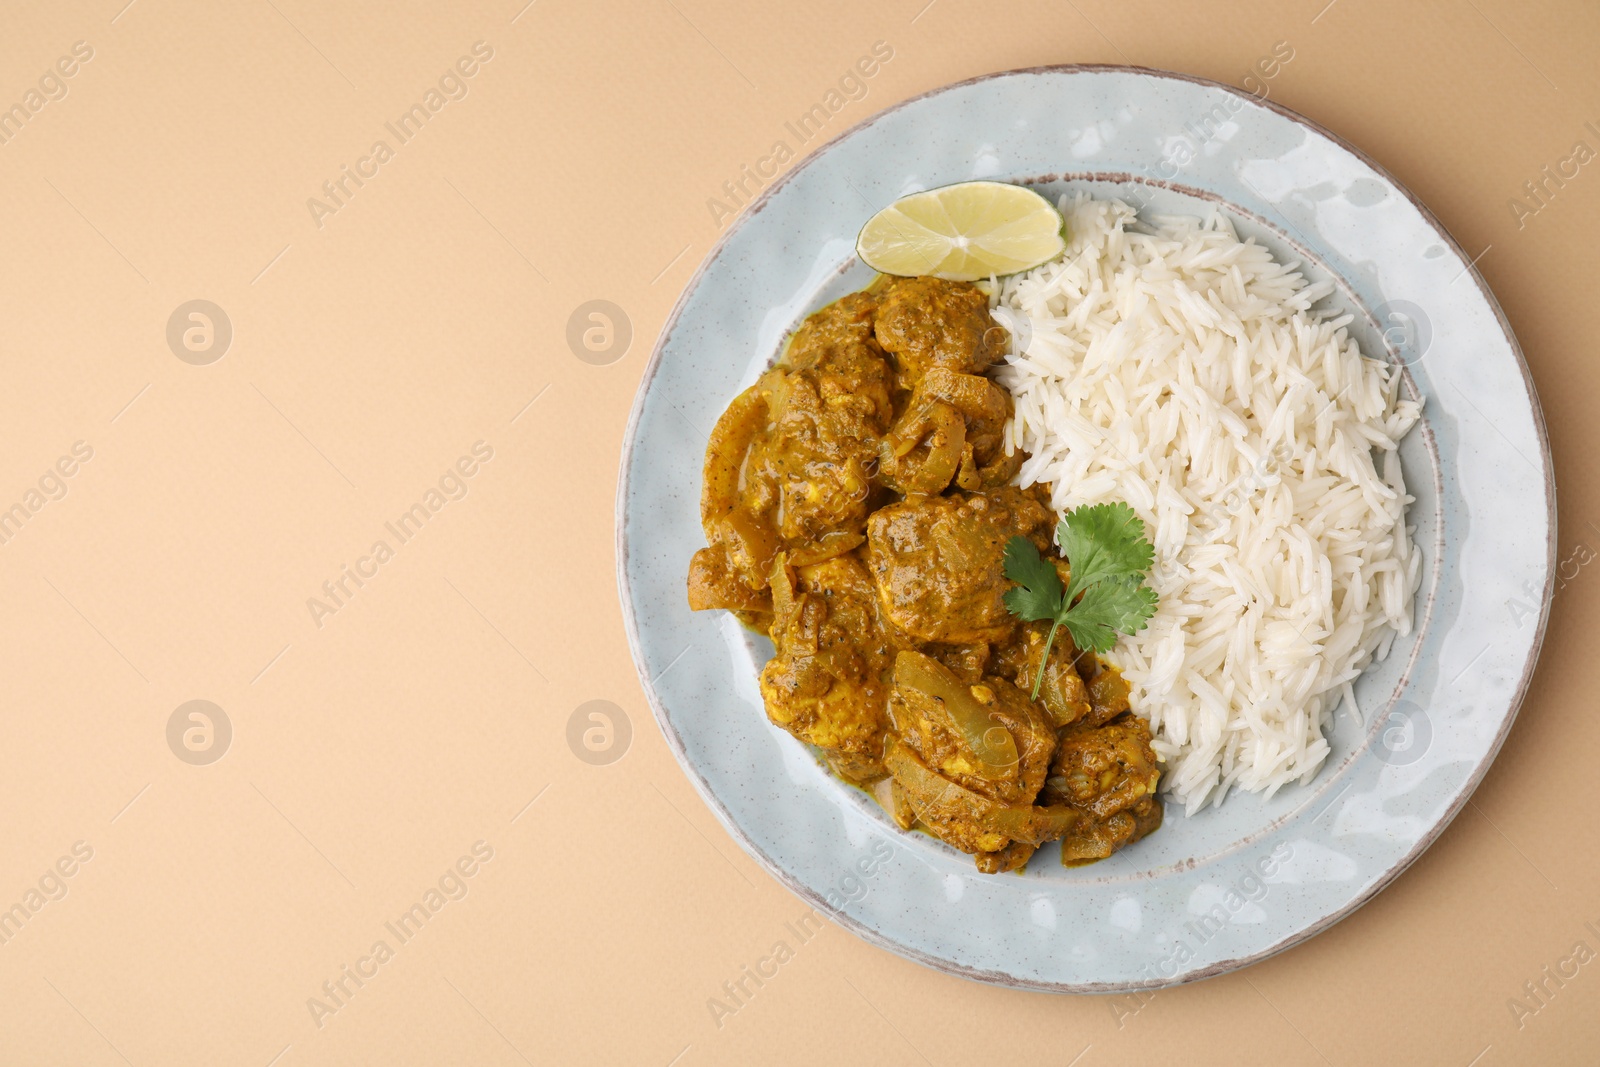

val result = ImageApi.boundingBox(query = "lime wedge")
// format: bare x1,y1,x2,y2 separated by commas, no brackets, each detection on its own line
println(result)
856,181,1065,280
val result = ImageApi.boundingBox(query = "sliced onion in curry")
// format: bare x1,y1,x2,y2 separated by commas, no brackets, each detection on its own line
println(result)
879,399,965,495
785,528,866,567
884,739,1077,847
701,385,778,578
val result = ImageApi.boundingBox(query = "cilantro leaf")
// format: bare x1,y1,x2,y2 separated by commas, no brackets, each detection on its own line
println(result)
1058,576,1159,655
1001,504,1159,699
1001,536,1062,622
1056,502,1156,603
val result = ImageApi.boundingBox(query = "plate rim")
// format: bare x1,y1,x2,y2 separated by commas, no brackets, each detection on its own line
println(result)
614,63,1558,992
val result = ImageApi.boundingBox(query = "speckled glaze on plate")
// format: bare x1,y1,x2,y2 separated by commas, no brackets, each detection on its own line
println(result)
616,66,1555,992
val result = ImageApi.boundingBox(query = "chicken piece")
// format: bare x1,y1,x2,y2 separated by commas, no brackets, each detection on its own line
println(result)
761,295,896,555
885,652,1074,871
688,542,773,614
1042,713,1163,864
761,367,882,554
888,653,1056,806
999,622,1093,729
976,840,1038,875
917,368,1011,467
873,276,1003,384
961,445,1022,492
866,487,1053,644
786,290,881,370
1061,795,1163,865
689,294,898,616
758,552,901,782
992,612,1128,730
1043,714,1161,817
922,641,990,684
1081,662,1132,728
876,368,1016,496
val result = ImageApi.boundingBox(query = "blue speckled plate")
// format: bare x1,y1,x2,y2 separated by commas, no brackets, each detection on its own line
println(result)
616,66,1554,991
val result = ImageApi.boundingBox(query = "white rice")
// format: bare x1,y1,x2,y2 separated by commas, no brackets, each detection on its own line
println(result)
992,193,1424,814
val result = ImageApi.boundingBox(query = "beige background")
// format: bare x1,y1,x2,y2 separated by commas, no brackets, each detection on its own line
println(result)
0,0,1595,1063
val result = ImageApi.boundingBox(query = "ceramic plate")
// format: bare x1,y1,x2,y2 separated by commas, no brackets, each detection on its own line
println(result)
616,66,1554,991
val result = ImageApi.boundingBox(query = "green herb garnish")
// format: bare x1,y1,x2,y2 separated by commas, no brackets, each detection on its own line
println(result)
1002,503,1159,699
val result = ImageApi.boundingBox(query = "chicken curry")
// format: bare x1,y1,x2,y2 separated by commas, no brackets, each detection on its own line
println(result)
687,275,1162,872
